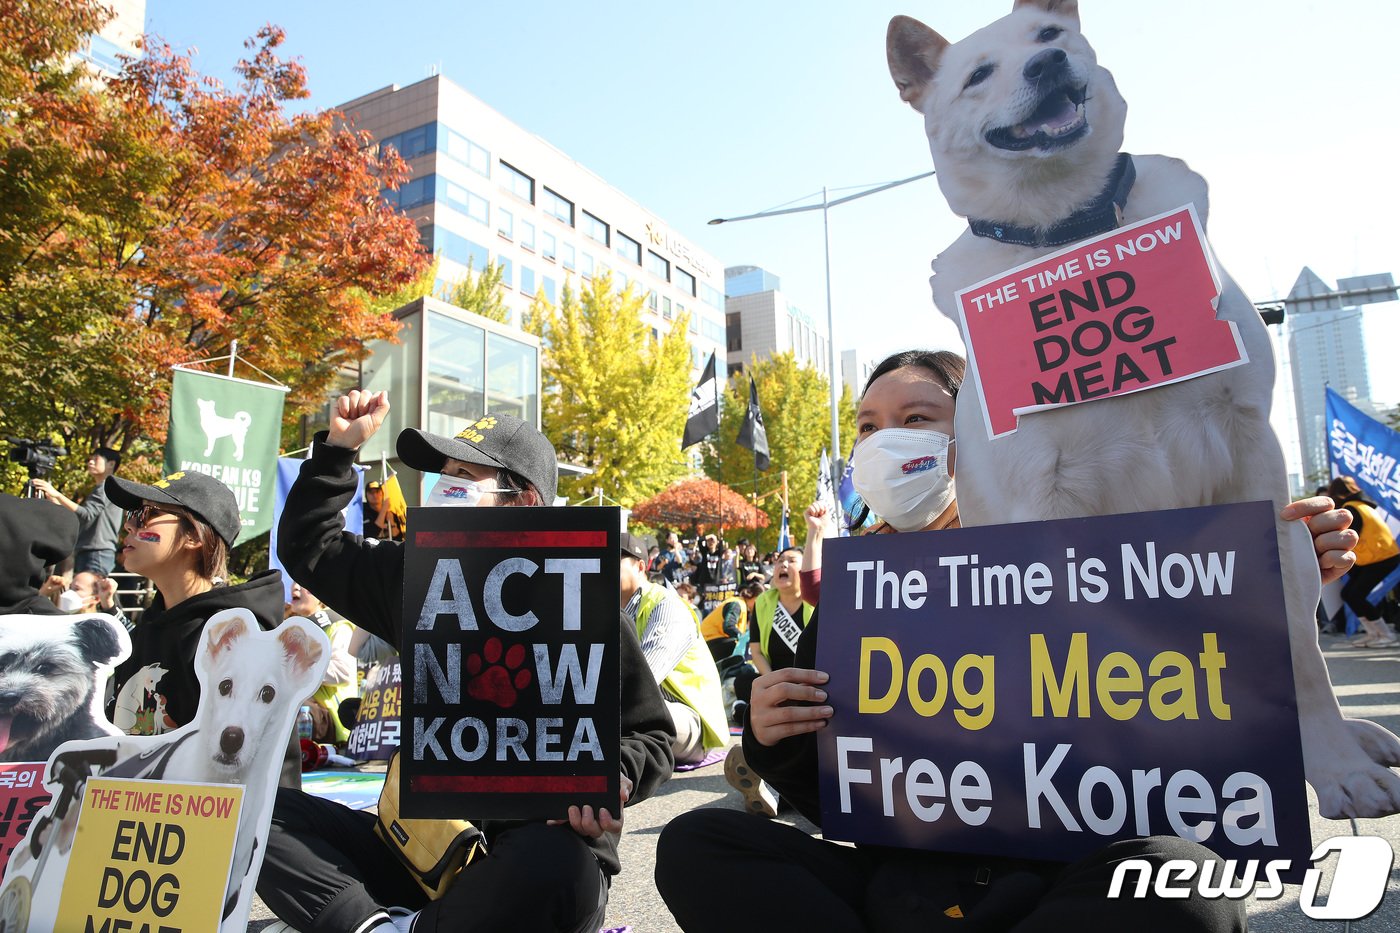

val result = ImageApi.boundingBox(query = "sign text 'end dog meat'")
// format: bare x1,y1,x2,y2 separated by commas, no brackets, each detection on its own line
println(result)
401,507,621,820
955,205,1247,438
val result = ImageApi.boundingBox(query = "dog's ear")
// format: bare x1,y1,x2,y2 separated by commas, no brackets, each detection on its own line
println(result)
73,615,125,665
1012,0,1080,26
887,16,949,110
205,613,250,659
278,622,325,682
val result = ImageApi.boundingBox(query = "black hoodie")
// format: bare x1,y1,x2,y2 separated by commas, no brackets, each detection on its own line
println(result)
107,569,301,787
0,493,79,615
276,434,676,876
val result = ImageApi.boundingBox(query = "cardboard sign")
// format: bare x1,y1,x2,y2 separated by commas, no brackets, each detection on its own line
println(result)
815,502,1311,867
401,506,621,820
0,765,48,879
956,205,1247,438
53,777,242,933
347,660,403,762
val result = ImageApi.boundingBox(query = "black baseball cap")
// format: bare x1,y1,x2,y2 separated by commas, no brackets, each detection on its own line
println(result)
106,471,242,547
397,413,558,504
620,532,648,562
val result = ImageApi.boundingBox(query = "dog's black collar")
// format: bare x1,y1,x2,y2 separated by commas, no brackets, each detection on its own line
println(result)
968,153,1136,248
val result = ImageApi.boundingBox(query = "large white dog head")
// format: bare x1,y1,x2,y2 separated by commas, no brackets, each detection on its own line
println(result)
192,610,326,780
887,0,1127,228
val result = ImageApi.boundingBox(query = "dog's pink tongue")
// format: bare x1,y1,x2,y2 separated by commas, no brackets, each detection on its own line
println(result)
0,717,11,755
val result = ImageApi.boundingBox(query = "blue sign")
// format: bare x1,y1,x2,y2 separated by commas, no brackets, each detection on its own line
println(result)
815,502,1310,867
1327,387,1400,519
270,456,365,603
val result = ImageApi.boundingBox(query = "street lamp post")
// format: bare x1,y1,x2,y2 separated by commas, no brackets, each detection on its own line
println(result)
709,170,935,494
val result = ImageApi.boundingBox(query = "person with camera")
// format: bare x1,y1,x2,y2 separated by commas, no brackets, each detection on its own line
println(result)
31,446,125,576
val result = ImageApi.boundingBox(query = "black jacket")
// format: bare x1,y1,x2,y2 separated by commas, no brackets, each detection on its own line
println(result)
0,493,78,615
276,434,676,875
108,569,301,788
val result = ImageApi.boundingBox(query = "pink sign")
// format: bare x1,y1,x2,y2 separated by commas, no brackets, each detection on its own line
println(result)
0,762,49,878
955,205,1247,438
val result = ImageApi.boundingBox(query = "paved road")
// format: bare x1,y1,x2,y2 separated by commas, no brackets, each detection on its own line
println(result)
251,631,1400,930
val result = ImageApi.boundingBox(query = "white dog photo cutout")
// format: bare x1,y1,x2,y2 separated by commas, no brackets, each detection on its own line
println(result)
885,0,1400,818
0,610,328,932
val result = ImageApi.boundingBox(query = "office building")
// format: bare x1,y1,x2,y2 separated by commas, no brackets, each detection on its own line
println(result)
1286,268,1374,484
841,349,876,400
724,265,830,379
79,0,145,76
336,75,727,374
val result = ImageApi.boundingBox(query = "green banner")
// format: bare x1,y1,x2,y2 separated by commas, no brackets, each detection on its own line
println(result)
165,368,288,544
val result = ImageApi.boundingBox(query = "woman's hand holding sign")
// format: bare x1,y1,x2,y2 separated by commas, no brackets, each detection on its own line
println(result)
327,390,390,451
1282,496,1359,585
750,668,834,746
551,773,632,838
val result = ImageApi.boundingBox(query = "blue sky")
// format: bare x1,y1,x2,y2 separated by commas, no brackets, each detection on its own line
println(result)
145,0,1400,408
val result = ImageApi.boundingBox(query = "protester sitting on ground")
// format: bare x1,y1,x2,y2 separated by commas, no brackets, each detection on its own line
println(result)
1327,475,1400,647
285,583,359,744
621,532,729,766
658,348,1357,933
31,446,125,575
0,492,80,616
729,546,811,723
700,579,763,665
54,570,130,627
260,390,674,933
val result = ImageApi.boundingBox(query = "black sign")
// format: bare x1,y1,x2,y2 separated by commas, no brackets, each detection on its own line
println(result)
400,506,621,819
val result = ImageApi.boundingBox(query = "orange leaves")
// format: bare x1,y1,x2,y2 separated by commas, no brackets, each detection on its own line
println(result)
632,478,770,535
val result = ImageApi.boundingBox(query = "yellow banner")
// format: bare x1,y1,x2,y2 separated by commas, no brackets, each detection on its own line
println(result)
54,778,242,933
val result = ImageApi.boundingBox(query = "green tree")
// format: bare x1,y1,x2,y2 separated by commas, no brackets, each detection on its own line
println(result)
443,258,509,324
703,352,856,547
531,273,693,506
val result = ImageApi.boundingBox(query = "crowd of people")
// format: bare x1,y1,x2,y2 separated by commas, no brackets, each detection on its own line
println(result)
0,343,1387,933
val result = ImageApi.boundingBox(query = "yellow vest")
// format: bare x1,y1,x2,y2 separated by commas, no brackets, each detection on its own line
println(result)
635,582,730,750
752,588,814,661
701,597,748,643
1348,501,1400,566
313,618,358,744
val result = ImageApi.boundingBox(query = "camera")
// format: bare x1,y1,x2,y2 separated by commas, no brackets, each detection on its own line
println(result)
7,436,66,481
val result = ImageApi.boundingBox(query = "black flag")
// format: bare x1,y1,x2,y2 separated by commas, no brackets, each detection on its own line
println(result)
682,352,720,449
736,375,770,471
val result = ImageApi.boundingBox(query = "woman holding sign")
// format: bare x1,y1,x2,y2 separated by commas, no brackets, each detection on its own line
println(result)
260,391,675,933
657,349,1359,933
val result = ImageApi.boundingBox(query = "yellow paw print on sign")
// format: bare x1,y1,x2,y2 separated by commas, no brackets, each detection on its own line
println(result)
152,471,186,489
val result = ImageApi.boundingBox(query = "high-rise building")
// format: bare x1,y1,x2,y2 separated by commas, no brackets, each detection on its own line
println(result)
841,349,876,401
79,0,145,77
723,265,830,378
1286,268,1373,484
335,75,727,374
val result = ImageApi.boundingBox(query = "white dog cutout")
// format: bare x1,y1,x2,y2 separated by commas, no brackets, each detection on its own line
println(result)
197,397,253,461
0,611,327,932
886,0,1400,818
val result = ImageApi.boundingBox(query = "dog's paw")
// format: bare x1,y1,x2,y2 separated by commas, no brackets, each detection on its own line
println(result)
1347,718,1400,767
465,637,532,709
1306,719,1400,818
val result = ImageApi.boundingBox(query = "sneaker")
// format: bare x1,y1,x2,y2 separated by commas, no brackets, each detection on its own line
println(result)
724,746,777,817
260,923,305,933
1366,638,1399,649
731,699,748,725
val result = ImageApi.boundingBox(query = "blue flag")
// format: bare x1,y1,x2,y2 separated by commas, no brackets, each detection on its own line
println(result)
777,502,791,552
270,456,366,602
1325,387,1400,519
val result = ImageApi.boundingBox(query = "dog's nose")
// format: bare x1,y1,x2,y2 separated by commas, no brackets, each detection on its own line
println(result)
219,727,244,756
1024,48,1068,83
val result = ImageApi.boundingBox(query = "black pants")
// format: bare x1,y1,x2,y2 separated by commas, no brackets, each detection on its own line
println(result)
655,808,1246,933
257,787,608,933
1341,554,1400,621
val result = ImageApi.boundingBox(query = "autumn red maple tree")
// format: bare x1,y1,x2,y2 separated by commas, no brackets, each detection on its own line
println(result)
631,477,770,537
0,0,427,481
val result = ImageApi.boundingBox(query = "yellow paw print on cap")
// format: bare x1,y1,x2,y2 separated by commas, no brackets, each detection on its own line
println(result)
152,471,186,489
455,416,497,444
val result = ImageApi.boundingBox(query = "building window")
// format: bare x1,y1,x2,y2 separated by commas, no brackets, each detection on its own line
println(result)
701,318,725,344
393,174,436,210
520,220,535,252
497,207,514,241
675,267,697,297
582,211,609,246
541,231,556,262
486,332,539,426
616,232,642,266
561,242,576,271
442,126,490,177
581,253,594,279
662,297,672,320
701,282,723,309
646,251,670,281
542,188,574,226
497,256,513,289
500,161,535,203
542,276,557,305
427,312,486,436
437,228,489,271
380,123,436,161
520,266,537,296
442,180,488,225
727,312,742,352
647,290,658,311
687,309,697,334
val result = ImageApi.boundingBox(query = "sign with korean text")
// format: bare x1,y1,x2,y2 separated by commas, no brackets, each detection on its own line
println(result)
401,507,621,819
347,660,403,762
1327,387,1400,518
956,205,1247,438
0,764,47,879
54,778,242,933
815,502,1310,867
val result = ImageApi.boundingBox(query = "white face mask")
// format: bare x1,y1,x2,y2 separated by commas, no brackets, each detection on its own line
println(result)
850,428,955,533
58,589,89,613
425,475,498,508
